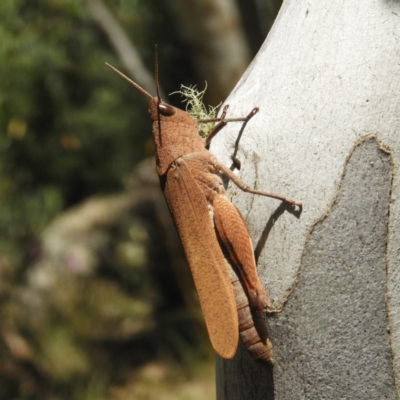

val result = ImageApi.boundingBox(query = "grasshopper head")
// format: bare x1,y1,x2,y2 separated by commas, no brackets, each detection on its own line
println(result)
148,97,195,126
148,97,175,121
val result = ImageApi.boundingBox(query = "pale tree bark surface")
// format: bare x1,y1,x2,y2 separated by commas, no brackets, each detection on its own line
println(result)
213,0,400,398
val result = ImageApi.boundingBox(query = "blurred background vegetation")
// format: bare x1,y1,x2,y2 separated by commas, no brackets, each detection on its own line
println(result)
0,1,281,399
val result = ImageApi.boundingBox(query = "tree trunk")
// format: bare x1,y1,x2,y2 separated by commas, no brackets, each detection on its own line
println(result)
213,0,400,398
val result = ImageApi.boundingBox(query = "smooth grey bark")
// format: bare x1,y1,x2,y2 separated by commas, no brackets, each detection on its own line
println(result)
213,0,400,398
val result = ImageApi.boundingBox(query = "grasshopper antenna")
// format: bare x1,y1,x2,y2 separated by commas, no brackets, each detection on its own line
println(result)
105,62,153,100
154,44,162,145
155,45,162,102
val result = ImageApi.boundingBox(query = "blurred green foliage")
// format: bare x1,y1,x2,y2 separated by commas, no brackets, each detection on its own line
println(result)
0,0,193,272
0,2,206,398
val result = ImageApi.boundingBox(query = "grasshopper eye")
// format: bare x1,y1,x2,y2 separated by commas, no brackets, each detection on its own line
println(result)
158,103,176,116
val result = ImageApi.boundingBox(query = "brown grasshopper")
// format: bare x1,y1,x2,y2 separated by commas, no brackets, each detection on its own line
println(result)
106,60,301,362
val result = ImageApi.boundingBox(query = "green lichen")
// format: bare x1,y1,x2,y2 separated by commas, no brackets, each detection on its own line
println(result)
172,84,220,138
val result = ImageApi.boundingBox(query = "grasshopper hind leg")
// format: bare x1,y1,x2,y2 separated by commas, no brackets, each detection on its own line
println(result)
212,194,271,312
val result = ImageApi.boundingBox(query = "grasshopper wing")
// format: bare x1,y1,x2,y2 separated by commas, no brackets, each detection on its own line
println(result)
163,157,239,359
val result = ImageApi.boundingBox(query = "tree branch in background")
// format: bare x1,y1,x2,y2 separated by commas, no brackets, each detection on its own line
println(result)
84,0,165,100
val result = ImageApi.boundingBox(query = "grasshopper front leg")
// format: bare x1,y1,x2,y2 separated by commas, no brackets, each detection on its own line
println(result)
200,105,259,147
202,106,302,208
